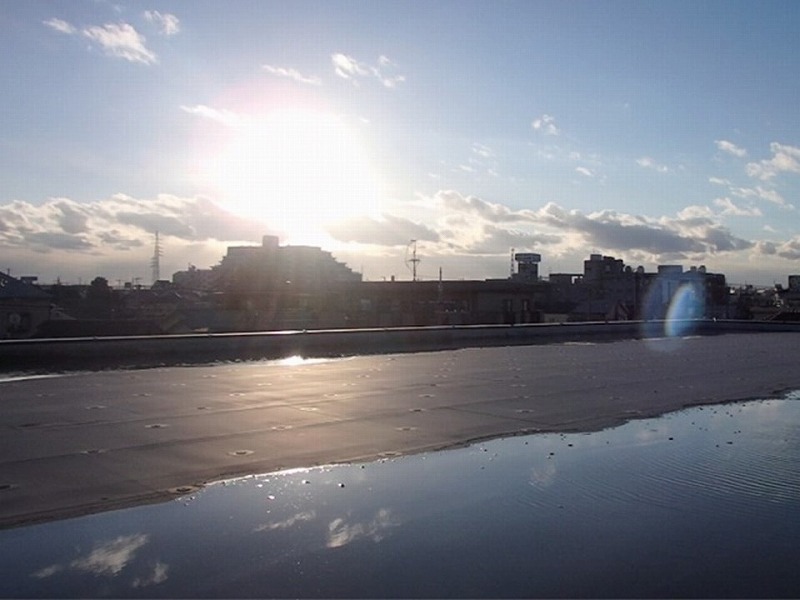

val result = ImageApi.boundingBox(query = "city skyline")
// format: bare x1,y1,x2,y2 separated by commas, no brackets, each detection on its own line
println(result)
2,1,800,285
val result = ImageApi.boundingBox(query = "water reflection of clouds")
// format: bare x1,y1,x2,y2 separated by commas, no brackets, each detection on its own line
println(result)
327,509,398,549
529,462,557,487
254,510,317,532
736,398,790,420
132,561,169,588
696,399,794,435
32,564,62,578
70,534,149,576
634,427,668,443
32,533,168,589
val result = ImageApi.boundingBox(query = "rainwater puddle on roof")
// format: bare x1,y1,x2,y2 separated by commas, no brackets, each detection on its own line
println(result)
267,354,337,367
0,372,80,384
1,393,800,598
202,354,344,370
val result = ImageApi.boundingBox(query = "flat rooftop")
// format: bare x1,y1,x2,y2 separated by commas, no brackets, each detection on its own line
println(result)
1,332,799,529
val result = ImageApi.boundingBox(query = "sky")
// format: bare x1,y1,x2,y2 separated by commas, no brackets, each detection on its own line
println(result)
2,0,800,286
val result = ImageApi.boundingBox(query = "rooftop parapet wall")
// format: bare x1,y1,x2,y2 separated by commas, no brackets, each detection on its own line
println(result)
2,320,800,374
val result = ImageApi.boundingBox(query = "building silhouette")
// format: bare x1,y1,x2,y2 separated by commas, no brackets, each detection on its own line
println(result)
0,272,51,338
1,239,756,338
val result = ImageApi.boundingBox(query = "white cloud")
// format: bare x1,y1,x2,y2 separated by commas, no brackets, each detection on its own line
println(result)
636,156,669,173
472,143,493,158
332,53,405,88
0,194,269,282
4,187,793,287
179,104,241,127
531,114,560,136
530,200,754,258
678,205,714,220
730,185,793,209
82,23,157,65
715,139,747,158
755,187,788,207
424,192,668,258
332,53,370,80
709,177,731,186
575,167,594,178
452,143,500,179
143,11,180,36
262,64,322,85
756,235,800,260
43,18,76,35
756,240,777,255
6,190,753,272
327,214,439,247
746,142,800,180
713,197,762,217
377,75,405,89
434,190,531,225
44,17,158,65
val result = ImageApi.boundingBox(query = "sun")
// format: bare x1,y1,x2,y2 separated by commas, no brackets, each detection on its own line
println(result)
211,108,384,245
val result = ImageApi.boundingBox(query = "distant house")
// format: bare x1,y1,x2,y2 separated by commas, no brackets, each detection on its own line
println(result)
172,265,220,292
550,255,729,322
339,279,549,328
0,273,51,338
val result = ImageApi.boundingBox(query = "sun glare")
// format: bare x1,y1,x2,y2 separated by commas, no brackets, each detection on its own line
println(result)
212,109,384,244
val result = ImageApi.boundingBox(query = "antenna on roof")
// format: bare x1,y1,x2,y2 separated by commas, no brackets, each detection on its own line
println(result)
150,231,163,284
405,240,421,281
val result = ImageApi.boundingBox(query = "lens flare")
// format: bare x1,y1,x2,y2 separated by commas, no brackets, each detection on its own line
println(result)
641,279,705,351
664,284,704,337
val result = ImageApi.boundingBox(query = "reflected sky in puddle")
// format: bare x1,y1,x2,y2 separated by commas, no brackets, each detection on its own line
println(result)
2,394,800,598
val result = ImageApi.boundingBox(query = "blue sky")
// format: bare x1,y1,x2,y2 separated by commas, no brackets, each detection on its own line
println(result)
2,0,800,285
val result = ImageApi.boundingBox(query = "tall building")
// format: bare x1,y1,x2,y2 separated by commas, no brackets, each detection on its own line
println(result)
216,235,361,293
511,253,541,282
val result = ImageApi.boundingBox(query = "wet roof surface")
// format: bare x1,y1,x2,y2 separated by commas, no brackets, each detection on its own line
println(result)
1,332,799,528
